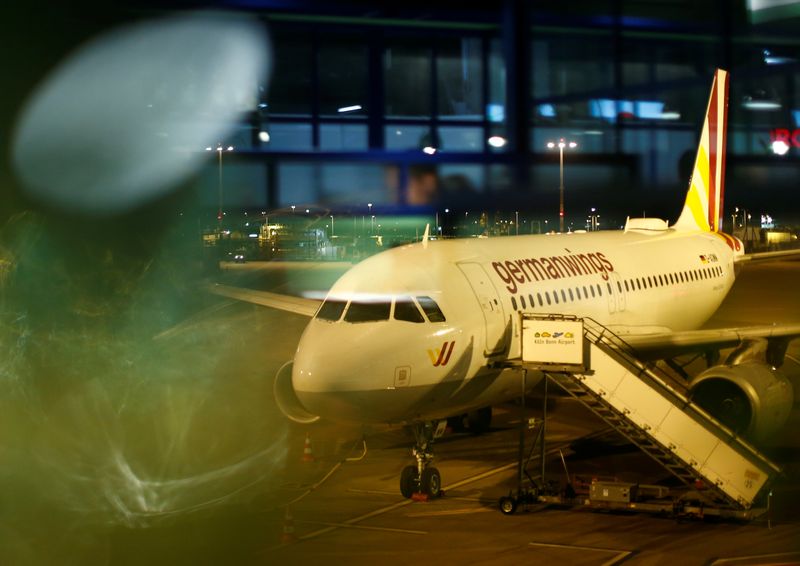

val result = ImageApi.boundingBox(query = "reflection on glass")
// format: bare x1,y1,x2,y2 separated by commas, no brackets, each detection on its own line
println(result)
344,301,391,323
384,125,432,150
267,35,312,116
439,126,483,152
319,124,368,151
394,297,425,323
319,39,369,117
385,44,432,118
437,38,483,120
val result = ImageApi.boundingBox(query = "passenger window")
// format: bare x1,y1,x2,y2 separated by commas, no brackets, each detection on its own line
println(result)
575,287,581,300
511,296,518,310
529,294,535,308
636,279,642,290
553,290,559,304
417,296,446,322
624,280,629,292
394,296,424,323
617,281,622,293
560,289,567,302
317,299,347,322
606,282,612,294
590,285,595,298
597,284,602,296
669,273,674,285
647,276,652,288
345,301,391,323
568,288,574,301
583,285,588,298
520,295,527,309
545,292,551,305
537,292,544,306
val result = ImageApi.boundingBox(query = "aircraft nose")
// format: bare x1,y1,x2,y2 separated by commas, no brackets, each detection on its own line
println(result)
291,324,356,419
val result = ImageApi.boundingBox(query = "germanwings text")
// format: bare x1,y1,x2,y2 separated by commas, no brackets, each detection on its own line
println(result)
491,250,614,294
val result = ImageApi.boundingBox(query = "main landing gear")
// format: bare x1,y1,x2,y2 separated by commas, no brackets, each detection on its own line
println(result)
400,420,447,499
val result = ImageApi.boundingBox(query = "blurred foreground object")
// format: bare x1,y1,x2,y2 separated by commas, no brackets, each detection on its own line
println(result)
12,11,270,214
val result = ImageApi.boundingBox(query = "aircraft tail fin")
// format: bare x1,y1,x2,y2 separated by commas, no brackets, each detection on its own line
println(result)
673,68,730,233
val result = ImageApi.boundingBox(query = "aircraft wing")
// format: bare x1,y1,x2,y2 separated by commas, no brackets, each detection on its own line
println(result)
736,248,800,264
207,283,321,317
625,324,800,360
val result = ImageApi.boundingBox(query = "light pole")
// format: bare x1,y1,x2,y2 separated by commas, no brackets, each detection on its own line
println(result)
547,139,577,233
515,211,519,236
330,215,335,237
206,144,234,231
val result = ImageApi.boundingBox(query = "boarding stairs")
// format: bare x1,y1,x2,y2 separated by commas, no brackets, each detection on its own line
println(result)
519,315,781,510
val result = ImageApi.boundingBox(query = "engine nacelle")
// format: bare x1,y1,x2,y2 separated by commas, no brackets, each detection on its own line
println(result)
689,362,793,444
274,361,319,424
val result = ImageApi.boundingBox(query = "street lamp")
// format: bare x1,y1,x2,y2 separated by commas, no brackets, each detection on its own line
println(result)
206,144,234,231
547,138,577,233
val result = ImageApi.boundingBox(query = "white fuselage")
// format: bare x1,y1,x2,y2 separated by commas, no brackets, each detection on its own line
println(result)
292,228,743,425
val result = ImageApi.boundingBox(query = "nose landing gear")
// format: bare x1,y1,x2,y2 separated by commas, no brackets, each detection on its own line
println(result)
400,420,447,499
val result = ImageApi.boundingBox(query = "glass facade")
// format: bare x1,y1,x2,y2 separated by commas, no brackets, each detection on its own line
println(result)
189,6,800,223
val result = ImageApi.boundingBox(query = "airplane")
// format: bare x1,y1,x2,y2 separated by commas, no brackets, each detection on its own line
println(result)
210,69,800,500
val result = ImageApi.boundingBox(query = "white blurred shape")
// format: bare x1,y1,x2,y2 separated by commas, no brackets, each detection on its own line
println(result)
772,140,790,155
13,11,271,214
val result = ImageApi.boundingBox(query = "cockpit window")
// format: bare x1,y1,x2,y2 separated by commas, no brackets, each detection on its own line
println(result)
344,301,391,323
394,296,425,323
316,299,347,322
416,296,446,322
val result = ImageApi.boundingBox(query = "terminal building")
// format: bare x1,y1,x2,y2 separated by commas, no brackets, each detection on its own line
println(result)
181,1,800,233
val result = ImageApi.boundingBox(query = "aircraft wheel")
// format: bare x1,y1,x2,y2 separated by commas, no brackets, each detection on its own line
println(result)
400,465,418,498
420,467,442,498
499,496,517,515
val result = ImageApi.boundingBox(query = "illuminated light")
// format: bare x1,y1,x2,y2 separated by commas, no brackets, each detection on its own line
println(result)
770,128,800,149
659,111,681,120
258,130,270,142
422,146,437,155
743,97,781,111
249,233,258,238
772,140,790,155
486,103,505,122
568,142,577,148
487,135,507,148
205,147,213,151
337,104,362,113
226,146,234,151
763,49,796,65
538,104,556,118
546,142,555,149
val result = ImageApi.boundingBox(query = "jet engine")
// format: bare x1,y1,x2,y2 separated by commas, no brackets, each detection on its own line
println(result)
273,361,319,424
689,361,792,444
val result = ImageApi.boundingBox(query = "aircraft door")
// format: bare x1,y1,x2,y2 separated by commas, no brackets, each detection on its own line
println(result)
607,272,626,314
458,262,506,355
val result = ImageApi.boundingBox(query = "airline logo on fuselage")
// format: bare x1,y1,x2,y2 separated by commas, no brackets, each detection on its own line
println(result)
428,341,455,367
492,250,615,294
